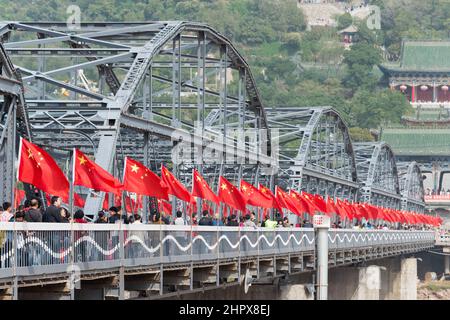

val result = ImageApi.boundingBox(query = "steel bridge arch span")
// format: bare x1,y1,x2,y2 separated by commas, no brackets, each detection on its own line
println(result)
354,142,401,209
272,107,358,201
0,43,31,204
398,162,425,213
0,21,273,214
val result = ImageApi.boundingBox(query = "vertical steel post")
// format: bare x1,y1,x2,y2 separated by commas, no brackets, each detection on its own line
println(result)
314,215,330,300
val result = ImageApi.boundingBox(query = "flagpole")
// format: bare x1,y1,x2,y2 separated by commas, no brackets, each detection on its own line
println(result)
69,148,75,220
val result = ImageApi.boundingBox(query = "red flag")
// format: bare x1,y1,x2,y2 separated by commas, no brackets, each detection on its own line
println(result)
218,176,247,212
161,165,191,202
122,157,168,200
74,193,85,208
301,192,320,216
275,186,301,216
74,149,123,195
288,190,306,214
240,180,273,208
259,184,284,212
312,194,328,214
14,189,26,208
191,169,219,203
158,199,172,215
18,138,70,202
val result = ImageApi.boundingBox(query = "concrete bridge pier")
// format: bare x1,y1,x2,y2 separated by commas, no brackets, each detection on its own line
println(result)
328,257,418,300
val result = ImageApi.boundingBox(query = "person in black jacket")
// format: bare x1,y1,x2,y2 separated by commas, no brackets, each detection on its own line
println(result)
198,210,213,226
43,196,63,223
24,198,42,222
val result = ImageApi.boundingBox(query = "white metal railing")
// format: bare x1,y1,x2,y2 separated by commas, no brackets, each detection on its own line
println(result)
0,223,437,280
328,229,435,250
0,223,315,278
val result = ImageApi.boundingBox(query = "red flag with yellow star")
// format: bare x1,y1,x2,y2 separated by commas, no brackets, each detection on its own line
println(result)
191,169,219,203
258,184,284,212
161,165,191,202
218,176,247,212
275,186,302,216
240,180,273,208
74,149,123,195
18,138,70,201
122,157,169,200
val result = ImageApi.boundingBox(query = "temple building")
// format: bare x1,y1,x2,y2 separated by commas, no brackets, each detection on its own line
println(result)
380,40,450,108
380,40,450,219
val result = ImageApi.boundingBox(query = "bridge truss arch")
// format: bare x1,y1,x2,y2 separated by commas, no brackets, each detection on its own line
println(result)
0,43,31,203
0,21,274,214
270,107,358,200
398,162,425,213
354,142,401,209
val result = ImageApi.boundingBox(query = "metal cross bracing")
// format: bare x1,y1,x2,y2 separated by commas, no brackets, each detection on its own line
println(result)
0,21,275,215
0,41,31,205
397,161,426,213
269,107,358,201
353,142,401,209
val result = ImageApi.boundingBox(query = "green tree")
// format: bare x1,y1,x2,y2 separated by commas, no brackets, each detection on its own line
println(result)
337,13,353,30
343,43,382,92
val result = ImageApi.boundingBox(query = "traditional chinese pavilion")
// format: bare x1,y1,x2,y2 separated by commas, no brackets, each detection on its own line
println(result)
380,40,450,107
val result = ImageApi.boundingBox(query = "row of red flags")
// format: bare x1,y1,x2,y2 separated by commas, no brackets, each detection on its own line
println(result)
16,138,442,226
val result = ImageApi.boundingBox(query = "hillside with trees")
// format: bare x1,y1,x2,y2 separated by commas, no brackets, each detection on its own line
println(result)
0,0,447,140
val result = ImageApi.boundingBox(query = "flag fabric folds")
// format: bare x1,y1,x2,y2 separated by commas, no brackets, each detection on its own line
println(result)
18,138,70,201
258,184,284,212
122,157,168,200
218,176,247,212
191,169,219,203
161,165,191,202
74,149,123,195
275,187,302,216
240,180,273,208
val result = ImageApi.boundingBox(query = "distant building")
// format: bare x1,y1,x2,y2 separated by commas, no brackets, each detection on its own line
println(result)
338,25,358,48
380,40,450,108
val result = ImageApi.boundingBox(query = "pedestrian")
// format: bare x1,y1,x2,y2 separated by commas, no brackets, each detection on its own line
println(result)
212,213,223,226
226,214,239,226
243,214,256,228
73,209,87,262
303,219,313,228
174,211,185,225
198,210,213,226
108,206,120,224
43,196,64,223
95,211,108,223
282,216,290,227
161,211,171,225
60,207,70,223
24,198,42,222
0,202,13,222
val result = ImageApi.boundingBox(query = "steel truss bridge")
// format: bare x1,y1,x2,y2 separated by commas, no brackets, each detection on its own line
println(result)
0,21,426,216
0,20,437,300
0,223,436,299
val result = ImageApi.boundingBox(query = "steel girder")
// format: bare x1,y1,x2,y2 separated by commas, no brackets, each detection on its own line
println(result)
0,21,273,215
354,142,401,209
0,42,31,204
269,107,358,201
397,162,425,213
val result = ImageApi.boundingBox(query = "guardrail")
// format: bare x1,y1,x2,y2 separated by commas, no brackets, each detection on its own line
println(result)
0,223,316,279
328,230,435,250
0,223,437,282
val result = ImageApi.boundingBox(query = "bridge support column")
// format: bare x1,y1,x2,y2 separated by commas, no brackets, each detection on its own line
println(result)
328,266,381,300
379,257,417,300
444,255,450,275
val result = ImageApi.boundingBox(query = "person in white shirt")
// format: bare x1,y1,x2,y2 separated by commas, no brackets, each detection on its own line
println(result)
174,211,185,225
0,202,13,222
